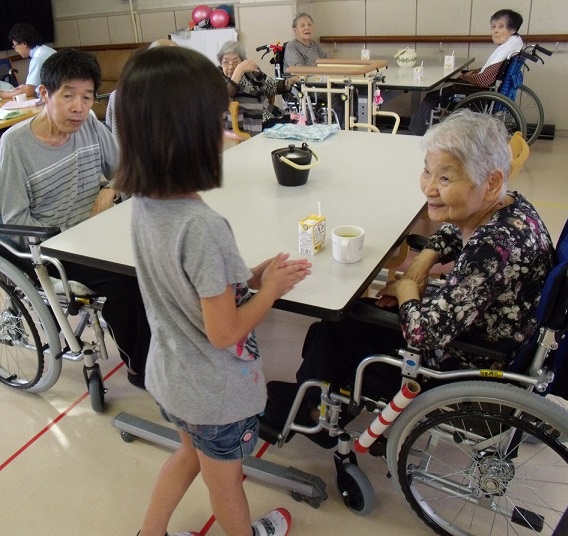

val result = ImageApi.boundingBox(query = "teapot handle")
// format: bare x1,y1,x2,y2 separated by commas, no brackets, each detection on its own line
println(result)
394,48,407,58
278,147,320,170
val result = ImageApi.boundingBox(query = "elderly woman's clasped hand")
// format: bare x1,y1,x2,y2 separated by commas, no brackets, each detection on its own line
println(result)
225,58,259,81
375,247,438,308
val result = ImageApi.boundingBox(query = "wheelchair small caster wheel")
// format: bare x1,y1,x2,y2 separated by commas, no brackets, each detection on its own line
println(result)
336,463,376,515
291,491,304,503
121,431,134,443
307,498,321,509
88,373,105,413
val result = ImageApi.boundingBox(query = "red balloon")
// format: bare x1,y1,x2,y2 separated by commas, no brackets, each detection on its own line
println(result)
210,8,230,28
192,5,212,24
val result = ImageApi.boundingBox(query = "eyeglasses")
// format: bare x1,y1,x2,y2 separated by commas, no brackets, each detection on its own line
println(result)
221,58,241,67
12,42,20,50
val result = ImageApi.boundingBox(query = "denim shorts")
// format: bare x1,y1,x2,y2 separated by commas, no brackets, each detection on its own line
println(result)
159,406,259,461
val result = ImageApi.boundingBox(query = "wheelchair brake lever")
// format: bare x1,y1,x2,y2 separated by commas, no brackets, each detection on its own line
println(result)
520,50,539,63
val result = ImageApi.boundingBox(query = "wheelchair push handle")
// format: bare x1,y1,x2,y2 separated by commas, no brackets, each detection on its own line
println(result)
534,43,553,57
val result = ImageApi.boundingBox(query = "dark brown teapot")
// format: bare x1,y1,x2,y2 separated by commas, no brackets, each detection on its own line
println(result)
271,143,320,186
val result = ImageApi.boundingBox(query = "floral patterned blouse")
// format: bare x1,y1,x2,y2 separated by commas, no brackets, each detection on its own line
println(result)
399,192,555,371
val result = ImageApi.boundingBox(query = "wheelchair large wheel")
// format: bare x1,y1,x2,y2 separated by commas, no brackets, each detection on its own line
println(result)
0,257,62,392
514,84,545,146
386,381,568,536
453,92,527,139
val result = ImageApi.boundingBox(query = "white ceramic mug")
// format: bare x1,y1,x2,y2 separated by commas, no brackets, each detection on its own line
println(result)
13,93,27,102
332,225,365,263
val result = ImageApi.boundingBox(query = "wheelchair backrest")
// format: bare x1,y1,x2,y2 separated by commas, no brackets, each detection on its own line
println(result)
537,219,568,398
269,41,288,79
497,53,524,101
0,58,18,87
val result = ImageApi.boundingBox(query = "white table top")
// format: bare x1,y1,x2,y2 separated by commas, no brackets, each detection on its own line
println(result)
42,131,426,320
377,56,474,91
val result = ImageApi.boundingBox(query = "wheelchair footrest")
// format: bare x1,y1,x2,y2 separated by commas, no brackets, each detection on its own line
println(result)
512,506,544,532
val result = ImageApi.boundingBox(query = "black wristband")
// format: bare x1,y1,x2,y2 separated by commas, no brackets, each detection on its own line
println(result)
228,79,239,89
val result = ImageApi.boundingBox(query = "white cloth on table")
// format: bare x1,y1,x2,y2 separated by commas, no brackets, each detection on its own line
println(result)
263,123,339,142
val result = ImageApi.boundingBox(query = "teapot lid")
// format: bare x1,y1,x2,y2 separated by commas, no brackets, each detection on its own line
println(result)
272,143,311,161
394,47,416,58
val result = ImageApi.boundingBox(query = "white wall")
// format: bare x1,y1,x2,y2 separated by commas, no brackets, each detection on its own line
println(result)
29,0,568,132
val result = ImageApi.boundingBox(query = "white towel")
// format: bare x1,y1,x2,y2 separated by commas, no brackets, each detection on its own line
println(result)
480,34,524,73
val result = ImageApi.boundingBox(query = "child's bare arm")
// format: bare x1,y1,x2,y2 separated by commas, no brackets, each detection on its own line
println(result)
202,253,311,348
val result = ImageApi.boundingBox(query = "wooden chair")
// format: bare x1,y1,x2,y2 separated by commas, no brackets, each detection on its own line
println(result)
350,109,401,134
509,130,530,180
225,101,251,143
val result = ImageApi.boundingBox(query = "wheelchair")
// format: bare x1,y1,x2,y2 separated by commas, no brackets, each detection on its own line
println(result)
0,57,18,88
256,41,344,127
259,218,568,535
432,44,552,145
0,225,110,412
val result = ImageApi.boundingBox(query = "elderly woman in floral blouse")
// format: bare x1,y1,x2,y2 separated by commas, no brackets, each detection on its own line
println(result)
264,109,555,446
218,40,298,136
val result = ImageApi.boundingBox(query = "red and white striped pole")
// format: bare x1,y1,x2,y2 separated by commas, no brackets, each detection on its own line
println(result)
354,380,421,454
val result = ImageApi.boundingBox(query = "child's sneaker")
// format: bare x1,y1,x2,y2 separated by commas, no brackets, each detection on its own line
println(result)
136,531,199,536
252,508,291,536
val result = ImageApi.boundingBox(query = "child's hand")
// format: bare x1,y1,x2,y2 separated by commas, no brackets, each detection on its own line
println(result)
261,253,312,298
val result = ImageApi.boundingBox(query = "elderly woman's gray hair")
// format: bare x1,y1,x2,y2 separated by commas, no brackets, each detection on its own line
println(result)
217,40,247,64
292,13,314,28
422,110,511,191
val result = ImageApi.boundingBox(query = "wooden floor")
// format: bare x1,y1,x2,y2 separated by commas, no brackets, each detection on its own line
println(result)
1,135,567,536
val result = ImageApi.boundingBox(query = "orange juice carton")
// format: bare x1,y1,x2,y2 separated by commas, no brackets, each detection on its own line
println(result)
299,214,326,256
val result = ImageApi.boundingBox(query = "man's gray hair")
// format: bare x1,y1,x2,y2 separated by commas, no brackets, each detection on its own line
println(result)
217,40,247,64
422,110,511,193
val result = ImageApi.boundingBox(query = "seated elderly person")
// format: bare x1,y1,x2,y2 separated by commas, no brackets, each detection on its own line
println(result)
0,49,150,388
219,40,298,136
283,13,358,128
409,9,524,135
0,23,56,99
263,109,555,447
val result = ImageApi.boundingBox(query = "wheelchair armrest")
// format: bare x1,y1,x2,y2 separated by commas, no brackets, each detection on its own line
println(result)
437,78,476,94
0,224,61,240
349,301,400,330
349,301,517,363
406,233,428,251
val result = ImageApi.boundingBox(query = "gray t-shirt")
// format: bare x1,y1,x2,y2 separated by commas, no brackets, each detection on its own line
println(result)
131,196,267,425
283,39,328,71
0,113,117,231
